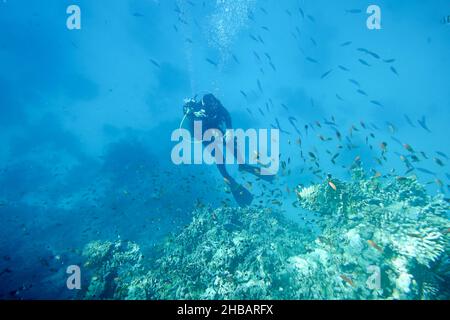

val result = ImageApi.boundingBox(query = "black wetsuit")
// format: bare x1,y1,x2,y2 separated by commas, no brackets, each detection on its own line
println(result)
184,93,273,206
184,94,233,181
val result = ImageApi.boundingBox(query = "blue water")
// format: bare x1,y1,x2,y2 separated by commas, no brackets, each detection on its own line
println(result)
0,0,449,299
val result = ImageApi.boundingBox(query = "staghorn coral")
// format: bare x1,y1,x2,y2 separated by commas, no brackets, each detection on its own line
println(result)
80,167,449,300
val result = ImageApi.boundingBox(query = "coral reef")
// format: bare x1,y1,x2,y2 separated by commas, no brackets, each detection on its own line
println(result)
81,240,146,299
295,167,450,299
81,168,449,300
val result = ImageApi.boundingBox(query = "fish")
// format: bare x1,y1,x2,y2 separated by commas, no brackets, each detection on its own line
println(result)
403,144,415,153
340,41,352,47
435,178,444,189
269,62,277,71
434,158,445,167
358,59,371,67
420,152,429,159
404,114,416,128
390,66,399,76
328,181,337,191
288,117,302,136
367,240,383,252
331,152,340,162
436,151,448,160
356,89,368,96
297,7,305,18
390,136,402,146
340,275,355,287
149,59,161,68
253,51,262,62
321,69,333,79
418,116,431,133
386,122,397,134
370,100,383,107
383,58,396,63
232,54,240,64
348,79,360,87
257,35,265,44
257,80,263,93
338,65,350,71
275,118,290,135
205,58,218,67
258,107,265,116
249,34,259,42
306,57,318,63
366,51,380,59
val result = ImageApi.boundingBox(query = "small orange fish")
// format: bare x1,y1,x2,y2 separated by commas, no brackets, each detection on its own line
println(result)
374,172,382,178
367,240,383,252
340,275,355,287
380,142,387,151
328,181,337,191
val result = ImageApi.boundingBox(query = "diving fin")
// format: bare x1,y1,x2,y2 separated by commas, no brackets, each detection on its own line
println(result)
229,179,253,207
239,164,276,183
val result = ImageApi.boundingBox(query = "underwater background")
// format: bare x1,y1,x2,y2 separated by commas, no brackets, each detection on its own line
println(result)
0,0,449,300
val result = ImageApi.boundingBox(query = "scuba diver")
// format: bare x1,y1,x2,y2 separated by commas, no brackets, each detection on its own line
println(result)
181,93,274,207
